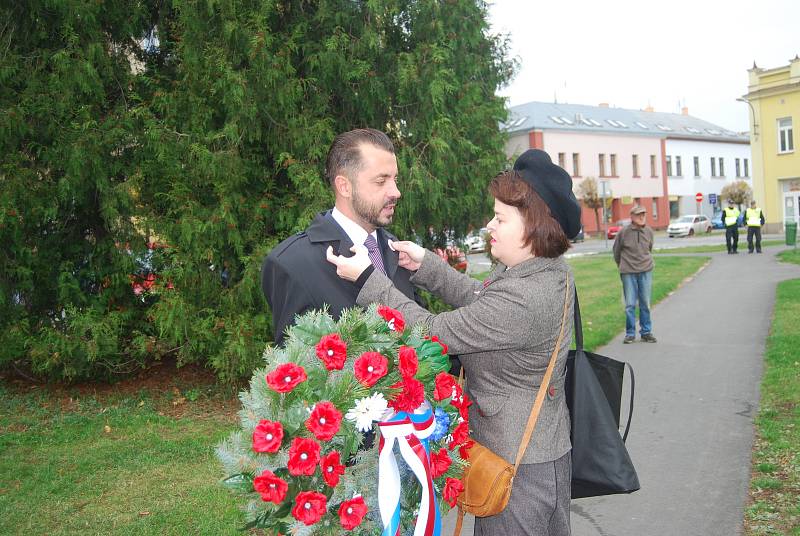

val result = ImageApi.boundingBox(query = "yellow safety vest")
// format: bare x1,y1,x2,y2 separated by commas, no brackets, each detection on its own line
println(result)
745,207,762,227
724,207,740,227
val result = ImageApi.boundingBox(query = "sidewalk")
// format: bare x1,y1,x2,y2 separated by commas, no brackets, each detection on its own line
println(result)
443,245,800,536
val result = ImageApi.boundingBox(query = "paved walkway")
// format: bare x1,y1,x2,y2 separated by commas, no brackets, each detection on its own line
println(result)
443,245,800,536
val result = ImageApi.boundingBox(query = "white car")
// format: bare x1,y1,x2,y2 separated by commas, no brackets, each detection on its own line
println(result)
667,215,712,237
464,228,488,253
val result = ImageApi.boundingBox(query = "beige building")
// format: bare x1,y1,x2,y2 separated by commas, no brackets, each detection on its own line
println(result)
742,56,800,233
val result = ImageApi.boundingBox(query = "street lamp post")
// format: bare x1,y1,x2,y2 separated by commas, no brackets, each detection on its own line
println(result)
736,97,759,139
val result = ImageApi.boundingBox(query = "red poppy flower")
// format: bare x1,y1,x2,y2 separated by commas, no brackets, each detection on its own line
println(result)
305,401,342,441
353,352,388,387
458,439,476,461
338,495,368,530
388,377,425,413
252,469,288,504
448,421,470,450
454,392,472,422
430,448,452,478
315,333,348,371
252,419,284,453
287,437,321,476
291,490,327,525
425,335,449,355
377,305,405,333
397,346,418,378
443,477,465,507
266,363,307,393
433,372,460,402
320,451,346,487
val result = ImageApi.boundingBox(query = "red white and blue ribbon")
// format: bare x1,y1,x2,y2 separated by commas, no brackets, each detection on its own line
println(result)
377,401,442,536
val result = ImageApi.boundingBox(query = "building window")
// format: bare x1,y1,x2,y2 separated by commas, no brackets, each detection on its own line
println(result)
693,156,700,177
744,158,749,177
558,152,566,169
719,157,725,177
666,155,673,176
598,154,606,177
650,155,657,177
610,154,617,176
652,199,658,219
675,156,682,177
572,153,580,177
710,157,716,177
632,154,639,177
735,158,741,177
778,117,794,153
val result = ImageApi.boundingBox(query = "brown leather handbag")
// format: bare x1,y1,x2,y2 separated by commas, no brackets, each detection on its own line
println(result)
453,273,571,535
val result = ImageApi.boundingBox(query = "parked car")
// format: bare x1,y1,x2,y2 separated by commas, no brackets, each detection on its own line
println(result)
571,225,585,243
711,213,725,229
464,228,488,253
607,219,631,239
667,214,712,237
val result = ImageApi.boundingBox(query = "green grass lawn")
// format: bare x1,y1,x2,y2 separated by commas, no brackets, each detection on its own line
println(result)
745,250,800,535
0,254,708,535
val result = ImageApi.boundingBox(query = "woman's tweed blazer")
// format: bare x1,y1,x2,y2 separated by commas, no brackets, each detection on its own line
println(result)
357,250,574,465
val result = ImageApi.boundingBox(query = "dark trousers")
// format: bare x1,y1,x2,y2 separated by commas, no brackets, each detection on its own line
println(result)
725,226,739,253
747,226,762,253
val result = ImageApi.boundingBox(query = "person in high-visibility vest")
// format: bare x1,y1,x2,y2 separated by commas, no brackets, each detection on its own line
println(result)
745,200,765,254
722,200,741,254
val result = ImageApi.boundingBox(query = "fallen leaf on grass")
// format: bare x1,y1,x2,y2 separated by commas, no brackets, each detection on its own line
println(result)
103,425,111,434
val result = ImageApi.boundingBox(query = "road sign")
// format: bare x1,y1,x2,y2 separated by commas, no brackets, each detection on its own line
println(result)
709,193,717,205
695,192,704,203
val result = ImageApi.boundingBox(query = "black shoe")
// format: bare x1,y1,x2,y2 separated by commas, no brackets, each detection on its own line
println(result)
757,251,762,254
748,251,753,254
732,251,739,254
641,333,657,343
623,336,635,344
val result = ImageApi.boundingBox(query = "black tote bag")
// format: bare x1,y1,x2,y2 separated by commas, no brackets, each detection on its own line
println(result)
566,292,640,499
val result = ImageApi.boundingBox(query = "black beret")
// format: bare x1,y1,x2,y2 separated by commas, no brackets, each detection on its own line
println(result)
513,149,582,239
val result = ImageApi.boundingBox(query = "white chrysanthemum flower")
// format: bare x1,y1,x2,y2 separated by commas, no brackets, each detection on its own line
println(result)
345,393,389,432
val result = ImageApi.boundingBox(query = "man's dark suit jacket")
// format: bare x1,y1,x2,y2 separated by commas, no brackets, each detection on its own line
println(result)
261,210,417,345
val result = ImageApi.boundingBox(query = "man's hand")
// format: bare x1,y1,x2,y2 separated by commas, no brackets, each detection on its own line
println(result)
388,240,424,272
326,245,372,282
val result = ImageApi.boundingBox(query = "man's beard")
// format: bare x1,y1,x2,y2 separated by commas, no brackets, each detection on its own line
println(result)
352,186,396,228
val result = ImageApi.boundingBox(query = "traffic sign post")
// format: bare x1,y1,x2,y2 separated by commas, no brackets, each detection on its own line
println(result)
709,193,717,206
695,192,703,215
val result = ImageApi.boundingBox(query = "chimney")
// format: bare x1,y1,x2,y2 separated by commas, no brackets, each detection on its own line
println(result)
599,102,609,108
644,106,654,112
681,107,689,116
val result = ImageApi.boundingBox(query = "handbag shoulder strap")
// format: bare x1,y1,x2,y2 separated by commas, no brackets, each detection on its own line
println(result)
511,271,571,475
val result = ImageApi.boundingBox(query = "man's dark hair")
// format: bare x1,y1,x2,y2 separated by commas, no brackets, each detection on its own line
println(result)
325,128,395,186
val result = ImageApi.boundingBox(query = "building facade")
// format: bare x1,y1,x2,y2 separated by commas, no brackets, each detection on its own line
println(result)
742,56,800,233
665,138,751,219
504,101,749,233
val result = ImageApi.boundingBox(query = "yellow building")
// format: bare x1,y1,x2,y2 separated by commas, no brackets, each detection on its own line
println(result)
742,56,800,233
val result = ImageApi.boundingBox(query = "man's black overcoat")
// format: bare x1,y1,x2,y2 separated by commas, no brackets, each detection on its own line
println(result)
261,211,417,345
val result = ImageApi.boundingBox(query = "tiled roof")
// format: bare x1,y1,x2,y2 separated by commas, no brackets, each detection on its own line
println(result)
504,101,749,143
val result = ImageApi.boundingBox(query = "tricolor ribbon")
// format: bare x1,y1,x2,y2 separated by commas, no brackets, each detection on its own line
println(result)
377,401,442,536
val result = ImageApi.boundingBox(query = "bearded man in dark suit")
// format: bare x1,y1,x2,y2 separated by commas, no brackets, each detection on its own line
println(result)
261,128,418,345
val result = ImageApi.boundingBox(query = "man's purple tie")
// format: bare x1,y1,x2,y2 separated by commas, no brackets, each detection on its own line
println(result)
363,234,387,276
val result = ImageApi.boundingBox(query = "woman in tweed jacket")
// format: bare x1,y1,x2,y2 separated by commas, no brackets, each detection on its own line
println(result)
328,150,581,535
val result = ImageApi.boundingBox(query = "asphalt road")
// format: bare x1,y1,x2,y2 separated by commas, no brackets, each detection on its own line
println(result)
465,231,785,274
445,244,800,536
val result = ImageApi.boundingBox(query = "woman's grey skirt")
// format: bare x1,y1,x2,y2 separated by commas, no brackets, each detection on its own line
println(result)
474,450,571,536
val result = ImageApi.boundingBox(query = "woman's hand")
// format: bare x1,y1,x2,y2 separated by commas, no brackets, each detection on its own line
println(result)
388,240,425,272
326,245,372,282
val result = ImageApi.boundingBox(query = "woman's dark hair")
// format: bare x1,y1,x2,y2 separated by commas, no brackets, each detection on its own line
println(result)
489,170,571,258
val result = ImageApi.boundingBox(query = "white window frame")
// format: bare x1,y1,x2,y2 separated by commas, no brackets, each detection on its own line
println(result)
778,117,794,153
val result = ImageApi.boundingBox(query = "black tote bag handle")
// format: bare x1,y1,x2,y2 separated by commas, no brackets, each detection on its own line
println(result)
573,291,635,442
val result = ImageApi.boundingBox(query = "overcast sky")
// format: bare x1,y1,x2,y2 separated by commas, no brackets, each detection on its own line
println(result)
488,0,800,132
